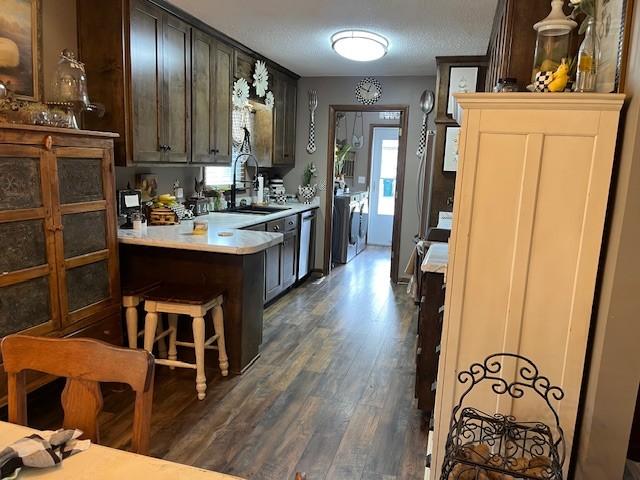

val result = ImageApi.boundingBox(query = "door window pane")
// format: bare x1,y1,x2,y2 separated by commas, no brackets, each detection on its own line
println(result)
0,277,51,336
66,260,109,312
58,158,104,204
0,220,47,272
62,211,107,259
0,157,42,210
377,139,398,216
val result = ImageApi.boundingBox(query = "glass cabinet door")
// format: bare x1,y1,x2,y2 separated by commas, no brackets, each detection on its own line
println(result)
52,147,119,326
0,146,60,337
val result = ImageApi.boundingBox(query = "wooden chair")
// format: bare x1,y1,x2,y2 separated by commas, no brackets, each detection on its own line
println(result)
1,335,155,455
295,473,307,480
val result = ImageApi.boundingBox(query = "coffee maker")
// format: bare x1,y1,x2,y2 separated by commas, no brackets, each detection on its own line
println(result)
118,189,143,229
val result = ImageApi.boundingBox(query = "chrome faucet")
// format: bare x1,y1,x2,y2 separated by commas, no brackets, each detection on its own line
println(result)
229,152,260,210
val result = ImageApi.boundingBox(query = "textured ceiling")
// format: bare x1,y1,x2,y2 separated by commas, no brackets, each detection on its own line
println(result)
167,0,499,77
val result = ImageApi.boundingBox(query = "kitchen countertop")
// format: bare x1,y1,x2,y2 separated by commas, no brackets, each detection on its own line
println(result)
118,201,319,255
421,242,449,274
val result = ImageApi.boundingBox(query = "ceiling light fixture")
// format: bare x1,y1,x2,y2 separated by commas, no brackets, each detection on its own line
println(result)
331,30,389,62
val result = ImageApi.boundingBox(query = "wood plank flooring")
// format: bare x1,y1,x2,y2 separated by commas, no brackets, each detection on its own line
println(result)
24,246,428,479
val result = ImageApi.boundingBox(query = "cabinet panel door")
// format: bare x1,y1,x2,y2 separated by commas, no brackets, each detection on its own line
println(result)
272,73,286,165
213,43,233,163
162,15,191,163
51,147,120,326
264,243,283,303
192,29,215,164
282,230,297,289
0,146,60,338
283,77,297,165
130,0,163,163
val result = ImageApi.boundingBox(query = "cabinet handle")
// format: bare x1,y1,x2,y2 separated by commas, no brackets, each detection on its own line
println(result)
211,148,219,154
166,145,172,151
159,144,167,151
288,221,294,225
273,225,280,231
284,154,289,158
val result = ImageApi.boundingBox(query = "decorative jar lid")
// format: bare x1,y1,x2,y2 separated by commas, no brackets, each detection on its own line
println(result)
534,0,577,35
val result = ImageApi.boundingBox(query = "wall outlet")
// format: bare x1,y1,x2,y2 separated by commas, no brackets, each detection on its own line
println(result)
358,176,366,184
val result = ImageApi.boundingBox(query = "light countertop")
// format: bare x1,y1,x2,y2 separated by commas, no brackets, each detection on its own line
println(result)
421,242,449,274
118,201,319,255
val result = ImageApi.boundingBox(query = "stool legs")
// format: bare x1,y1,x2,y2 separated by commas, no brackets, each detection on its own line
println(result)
125,305,138,349
192,316,207,400
155,318,167,359
167,314,178,369
143,312,158,352
212,305,229,377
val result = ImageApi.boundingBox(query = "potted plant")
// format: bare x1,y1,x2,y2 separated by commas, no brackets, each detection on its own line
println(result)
298,162,317,204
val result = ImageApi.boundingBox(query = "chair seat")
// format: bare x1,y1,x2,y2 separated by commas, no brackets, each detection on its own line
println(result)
122,280,161,297
143,284,224,306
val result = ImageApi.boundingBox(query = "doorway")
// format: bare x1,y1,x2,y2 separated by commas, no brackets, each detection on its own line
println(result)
367,126,400,246
323,105,409,283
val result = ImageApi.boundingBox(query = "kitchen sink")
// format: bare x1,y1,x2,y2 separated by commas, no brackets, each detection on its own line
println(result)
223,206,291,215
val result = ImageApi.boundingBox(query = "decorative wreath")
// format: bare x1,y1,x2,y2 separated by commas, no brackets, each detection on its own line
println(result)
253,60,269,98
232,78,250,108
265,91,274,111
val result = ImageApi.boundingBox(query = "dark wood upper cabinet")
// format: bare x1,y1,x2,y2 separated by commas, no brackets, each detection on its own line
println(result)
129,1,163,163
272,73,297,166
162,15,191,163
192,29,232,164
78,0,298,166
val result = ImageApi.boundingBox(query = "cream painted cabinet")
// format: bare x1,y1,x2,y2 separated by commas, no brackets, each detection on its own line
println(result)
431,93,624,477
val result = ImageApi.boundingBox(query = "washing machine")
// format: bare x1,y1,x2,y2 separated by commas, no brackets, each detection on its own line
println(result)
331,193,360,264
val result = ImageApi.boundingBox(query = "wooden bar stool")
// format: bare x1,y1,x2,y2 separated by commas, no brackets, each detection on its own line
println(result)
122,280,169,356
142,285,228,400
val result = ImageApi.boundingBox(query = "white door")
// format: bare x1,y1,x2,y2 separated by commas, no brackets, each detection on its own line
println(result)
367,127,400,246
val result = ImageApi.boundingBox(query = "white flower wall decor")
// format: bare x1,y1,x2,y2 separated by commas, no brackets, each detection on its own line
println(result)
265,91,274,111
253,60,269,97
232,78,250,109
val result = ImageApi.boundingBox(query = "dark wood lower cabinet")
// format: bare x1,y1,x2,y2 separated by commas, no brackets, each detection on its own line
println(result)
264,243,284,303
282,230,298,289
243,210,315,304
415,268,446,416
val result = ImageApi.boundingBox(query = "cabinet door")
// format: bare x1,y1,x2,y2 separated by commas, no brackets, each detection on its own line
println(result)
0,146,60,338
51,147,120,327
233,49,254,82
213,43,233,163
272,73,286,165
283,77,297,165
282,230,297,289
192,29,215,164
162,14,191,163
130,0,164,163
264,243,283,303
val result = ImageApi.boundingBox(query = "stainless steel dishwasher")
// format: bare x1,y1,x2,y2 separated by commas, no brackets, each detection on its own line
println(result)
298,210,316,281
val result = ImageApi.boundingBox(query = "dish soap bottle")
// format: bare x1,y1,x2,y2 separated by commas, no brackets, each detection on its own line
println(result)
575,17,597,92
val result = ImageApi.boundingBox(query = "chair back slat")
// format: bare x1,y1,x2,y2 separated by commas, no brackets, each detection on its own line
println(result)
1,335,155,455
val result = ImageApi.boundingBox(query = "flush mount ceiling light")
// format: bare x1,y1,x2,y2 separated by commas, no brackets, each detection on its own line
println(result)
331,30,389,62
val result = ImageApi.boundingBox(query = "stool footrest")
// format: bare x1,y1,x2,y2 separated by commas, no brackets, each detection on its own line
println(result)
156,359,197,370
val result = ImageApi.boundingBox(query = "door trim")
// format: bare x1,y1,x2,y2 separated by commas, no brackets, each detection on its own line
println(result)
323,104,409,283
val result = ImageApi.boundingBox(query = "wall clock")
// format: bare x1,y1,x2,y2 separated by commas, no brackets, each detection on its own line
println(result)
355,77,382,105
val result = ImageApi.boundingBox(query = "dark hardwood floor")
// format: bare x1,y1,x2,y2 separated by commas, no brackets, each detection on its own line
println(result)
24,246,428,479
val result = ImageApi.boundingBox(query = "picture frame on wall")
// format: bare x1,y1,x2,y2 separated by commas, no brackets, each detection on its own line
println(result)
0,0,42,101
596,0,635,93
447,66,479,115
443,126,461,173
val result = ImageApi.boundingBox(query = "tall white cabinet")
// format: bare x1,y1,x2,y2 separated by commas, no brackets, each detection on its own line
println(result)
432,93,624,477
